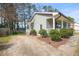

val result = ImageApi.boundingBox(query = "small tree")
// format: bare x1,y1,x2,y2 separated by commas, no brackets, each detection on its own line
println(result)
67,16,74,22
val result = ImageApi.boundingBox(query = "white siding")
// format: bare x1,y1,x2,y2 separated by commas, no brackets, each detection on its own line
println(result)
33,14,52,33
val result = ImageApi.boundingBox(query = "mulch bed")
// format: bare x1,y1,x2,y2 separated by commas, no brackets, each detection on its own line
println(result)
27,35,69,48
36,36,68,48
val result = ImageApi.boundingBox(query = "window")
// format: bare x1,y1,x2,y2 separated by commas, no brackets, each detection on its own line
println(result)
40,24,42,29
31,23,34,29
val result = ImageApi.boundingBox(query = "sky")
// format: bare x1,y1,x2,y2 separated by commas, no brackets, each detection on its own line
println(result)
35,3,79,24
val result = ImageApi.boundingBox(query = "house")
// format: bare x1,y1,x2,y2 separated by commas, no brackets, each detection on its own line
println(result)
26,12,74,33
74,23,79,32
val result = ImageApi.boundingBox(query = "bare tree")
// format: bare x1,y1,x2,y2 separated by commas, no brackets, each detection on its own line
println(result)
0,3,17,34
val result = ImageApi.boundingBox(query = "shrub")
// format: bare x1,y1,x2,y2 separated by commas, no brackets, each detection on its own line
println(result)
39,29,48,38
60,29,69,38
68,28,74,36
30,29,37,35
49,29,61,41
12,31,19,35
12,31,25,35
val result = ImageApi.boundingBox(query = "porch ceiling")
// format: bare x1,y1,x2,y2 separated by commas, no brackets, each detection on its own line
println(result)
47,18,53,22
55,14,72,23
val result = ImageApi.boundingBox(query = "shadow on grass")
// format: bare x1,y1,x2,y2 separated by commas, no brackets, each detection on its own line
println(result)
0,43,13,51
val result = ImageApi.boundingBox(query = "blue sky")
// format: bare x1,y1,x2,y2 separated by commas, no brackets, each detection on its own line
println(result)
35,3,79,23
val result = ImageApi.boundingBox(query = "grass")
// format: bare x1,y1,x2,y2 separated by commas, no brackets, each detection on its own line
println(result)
0,36,11,43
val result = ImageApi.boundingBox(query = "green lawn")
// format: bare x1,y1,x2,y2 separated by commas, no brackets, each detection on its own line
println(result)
0,36,11,43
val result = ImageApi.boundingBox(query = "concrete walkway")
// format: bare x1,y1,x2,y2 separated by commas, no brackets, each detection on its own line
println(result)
0,35,79,56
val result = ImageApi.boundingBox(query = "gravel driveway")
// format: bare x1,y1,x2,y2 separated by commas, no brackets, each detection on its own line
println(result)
58,35,79,56
0,35,79,56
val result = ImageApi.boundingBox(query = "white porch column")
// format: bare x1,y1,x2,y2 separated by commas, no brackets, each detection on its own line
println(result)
61,20,63,28
52,16,55,29
66,23,68,29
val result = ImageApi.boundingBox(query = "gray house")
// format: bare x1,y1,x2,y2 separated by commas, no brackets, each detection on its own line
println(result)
26,12,74,33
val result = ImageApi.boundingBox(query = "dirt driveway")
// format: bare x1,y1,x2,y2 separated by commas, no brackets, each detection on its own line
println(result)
0,35,79,56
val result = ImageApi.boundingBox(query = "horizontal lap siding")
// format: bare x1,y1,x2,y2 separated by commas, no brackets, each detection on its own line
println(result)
34,14,51,33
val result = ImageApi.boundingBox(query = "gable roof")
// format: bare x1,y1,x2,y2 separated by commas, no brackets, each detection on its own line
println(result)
28,12,58,22
28,11,74,23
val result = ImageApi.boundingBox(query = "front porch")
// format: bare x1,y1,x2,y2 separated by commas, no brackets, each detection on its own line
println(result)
46,17,70,31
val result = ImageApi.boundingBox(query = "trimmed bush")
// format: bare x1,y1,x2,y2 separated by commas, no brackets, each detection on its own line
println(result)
39,29,48,38
68,28,74,36
30,29,37,35
60,29,69,38
49,29,61,41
